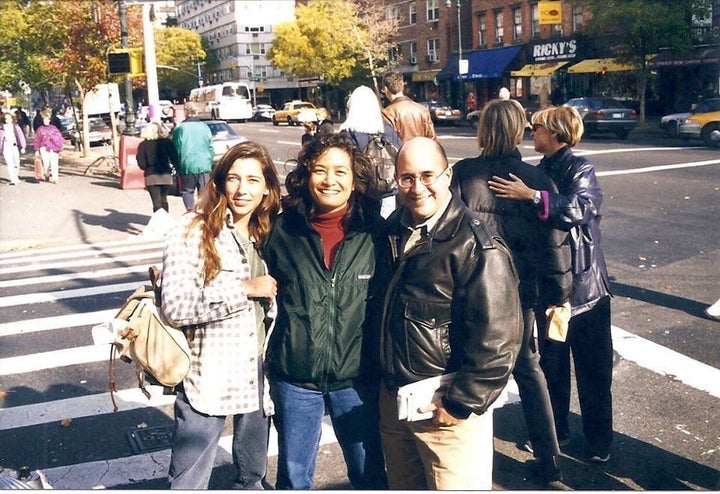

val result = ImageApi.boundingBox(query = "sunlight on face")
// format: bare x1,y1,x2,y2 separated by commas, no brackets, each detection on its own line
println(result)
224,158,268,225
308,147,354,214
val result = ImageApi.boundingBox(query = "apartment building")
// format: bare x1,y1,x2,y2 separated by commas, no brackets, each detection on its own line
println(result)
175,0,303,106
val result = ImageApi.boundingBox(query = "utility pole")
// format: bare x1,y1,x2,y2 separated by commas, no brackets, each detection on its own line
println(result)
118,0,138,135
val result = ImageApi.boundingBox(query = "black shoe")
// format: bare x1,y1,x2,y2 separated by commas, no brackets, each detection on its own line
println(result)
524,433,569,454
529,455,563,483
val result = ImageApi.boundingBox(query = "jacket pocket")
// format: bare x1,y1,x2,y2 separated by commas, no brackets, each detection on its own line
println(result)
403,299,452,376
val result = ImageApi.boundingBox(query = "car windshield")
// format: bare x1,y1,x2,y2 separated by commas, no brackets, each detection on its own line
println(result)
207,122,237,138
589,99,628,110
295,103,313,109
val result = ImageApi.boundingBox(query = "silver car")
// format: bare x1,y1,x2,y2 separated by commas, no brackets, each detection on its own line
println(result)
205,120,247,163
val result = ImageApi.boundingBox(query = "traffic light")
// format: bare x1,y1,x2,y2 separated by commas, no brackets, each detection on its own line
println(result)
107,48,144,76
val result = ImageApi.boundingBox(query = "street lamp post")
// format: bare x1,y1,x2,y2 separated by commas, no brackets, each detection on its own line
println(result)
118,0,138,136
446,0,465,114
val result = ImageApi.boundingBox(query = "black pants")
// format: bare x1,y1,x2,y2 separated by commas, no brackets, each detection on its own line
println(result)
538,296,613,456
147,184,170,213
513,306,560,459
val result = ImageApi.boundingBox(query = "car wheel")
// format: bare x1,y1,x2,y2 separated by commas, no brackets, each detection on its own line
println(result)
470,116,479,129
287,117,293,126
616,129,629,139
663,120,680,136
272,117,279,126
701,123,720,147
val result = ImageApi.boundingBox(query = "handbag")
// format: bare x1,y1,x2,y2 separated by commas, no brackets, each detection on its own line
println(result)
109,266,191,412
33,154,43,180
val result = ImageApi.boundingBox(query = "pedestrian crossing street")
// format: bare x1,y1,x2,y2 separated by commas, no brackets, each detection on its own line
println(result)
1,237,718,489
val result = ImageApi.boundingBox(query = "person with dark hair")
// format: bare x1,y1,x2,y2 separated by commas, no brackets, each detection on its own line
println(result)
263,133,387,490
489,105,614,465
33,109,64,184
161,141,282,489
381,71,436,143
451,98,572,484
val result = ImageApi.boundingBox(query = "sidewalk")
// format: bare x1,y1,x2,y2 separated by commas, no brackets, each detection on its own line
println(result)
0,142,187,253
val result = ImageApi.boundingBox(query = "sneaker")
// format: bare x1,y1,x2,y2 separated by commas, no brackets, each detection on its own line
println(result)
589,452,611,463
528,456,563,483
523,434,569,454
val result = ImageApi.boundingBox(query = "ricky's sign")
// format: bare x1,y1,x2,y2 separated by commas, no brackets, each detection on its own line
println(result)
531,39,579,62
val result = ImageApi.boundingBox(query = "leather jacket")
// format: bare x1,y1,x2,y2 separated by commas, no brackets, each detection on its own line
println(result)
452,149,572,309
381,96,437,143
379,195,522,418
538,147,612,316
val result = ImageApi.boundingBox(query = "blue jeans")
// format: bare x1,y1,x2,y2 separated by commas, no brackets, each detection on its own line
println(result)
168,361,269,489
270,379,387,489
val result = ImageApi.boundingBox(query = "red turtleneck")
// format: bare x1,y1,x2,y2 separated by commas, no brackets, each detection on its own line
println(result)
311,207,347,268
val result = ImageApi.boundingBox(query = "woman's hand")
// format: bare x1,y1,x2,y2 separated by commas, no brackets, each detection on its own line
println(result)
488,173,535,201
243,275,277,299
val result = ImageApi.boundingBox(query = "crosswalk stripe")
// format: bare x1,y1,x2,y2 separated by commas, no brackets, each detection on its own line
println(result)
0,264,155,289
0,282,138,308
0,344,110,375
0,242,163,267
0,238,164,262
0,252,161,276
0,309,116,337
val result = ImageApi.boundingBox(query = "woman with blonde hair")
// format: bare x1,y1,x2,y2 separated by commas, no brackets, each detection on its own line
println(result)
162,141,282,489
452,98,571,484
137,122,176,212
488,104,614,465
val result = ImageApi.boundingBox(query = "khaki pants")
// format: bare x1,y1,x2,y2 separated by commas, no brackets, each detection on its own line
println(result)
379,381,494,490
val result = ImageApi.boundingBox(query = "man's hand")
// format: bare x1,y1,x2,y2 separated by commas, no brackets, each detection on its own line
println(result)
243,275,277,299
419,402,463,427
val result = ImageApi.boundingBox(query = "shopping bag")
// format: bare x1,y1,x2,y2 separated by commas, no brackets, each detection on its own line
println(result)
33,155,43,180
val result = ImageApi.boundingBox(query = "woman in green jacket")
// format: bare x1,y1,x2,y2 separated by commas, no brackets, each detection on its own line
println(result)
263,134,387,490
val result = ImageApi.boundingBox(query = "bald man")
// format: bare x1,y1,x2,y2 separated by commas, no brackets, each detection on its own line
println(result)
377,137,522,489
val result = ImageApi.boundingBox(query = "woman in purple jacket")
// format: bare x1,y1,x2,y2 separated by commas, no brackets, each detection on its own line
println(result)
34,109,65,183
1,111,27,185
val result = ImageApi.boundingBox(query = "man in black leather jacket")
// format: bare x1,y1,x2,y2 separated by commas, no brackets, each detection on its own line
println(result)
489,105,614,465
378,137,522,490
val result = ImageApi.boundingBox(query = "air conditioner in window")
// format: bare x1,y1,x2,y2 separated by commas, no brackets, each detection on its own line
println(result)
496,36,504,44
409,56,417,64
426,54,437,63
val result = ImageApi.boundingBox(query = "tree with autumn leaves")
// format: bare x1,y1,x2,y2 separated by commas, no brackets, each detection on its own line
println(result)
0,0,203,156
268,0,399,97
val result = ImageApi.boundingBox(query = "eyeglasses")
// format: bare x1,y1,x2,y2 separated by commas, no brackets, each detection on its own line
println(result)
397,164,449,189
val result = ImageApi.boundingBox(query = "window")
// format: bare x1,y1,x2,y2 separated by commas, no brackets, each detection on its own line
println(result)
552,22,563,36
478,13,487,46
531,4,539,37
572,6,583,32
388,44,400,62
427,0,439,22
409,1,417,24
512,7,522,41
409,41,418,60
387,5,399,20
494,10,504,43
426,38,439,62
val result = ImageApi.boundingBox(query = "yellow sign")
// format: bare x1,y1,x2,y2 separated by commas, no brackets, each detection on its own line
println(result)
539,1,562,24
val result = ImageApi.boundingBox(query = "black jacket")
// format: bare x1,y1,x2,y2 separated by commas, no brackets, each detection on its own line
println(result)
264,202,385,392
538,147,611,315
451,149,572,309
379,195,522,418
137,138,176,177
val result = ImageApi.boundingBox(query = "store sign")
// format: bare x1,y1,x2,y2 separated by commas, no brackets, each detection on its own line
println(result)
538,1,562,24
532,39,578,62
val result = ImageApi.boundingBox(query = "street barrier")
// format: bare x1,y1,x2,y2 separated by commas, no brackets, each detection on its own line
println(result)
119,135,145,190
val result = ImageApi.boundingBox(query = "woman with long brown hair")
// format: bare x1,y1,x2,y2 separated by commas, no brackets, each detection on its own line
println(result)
161,141,281,489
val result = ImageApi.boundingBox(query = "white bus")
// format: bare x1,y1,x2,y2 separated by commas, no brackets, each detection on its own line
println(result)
185,82,253,122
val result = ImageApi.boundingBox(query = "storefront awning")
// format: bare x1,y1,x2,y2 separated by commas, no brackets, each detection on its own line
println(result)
649,46,720,67
411,70,440,82
567,58,639,73
511,61,568,77
437,46,523,80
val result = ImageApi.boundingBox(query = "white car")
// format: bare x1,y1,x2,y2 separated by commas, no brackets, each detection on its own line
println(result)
660,98,720,136
205,120,247,163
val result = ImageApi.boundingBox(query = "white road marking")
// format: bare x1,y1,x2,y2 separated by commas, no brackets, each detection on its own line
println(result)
596,159,720,177
0,344,110,375
0,238,163,261
0,252,161,276
277,140,301,146
0,281,138,308
0,264,154,289
0,309,116,337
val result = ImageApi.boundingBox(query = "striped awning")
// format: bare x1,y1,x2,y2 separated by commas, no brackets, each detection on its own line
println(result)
511,61,568,77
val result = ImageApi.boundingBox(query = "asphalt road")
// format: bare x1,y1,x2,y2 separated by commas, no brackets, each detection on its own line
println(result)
0,120,718,489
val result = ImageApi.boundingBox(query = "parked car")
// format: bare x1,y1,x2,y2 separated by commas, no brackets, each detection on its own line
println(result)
419,100,462,125
272,100,328,126
678,109,720,147
564,97,638,139
253,104,276,121
465,100,537,129
69,116,112,147
660,98,720,136
59,116,78,141
205,120,247,162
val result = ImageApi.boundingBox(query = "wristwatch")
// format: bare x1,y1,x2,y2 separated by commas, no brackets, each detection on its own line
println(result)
532,190,542,205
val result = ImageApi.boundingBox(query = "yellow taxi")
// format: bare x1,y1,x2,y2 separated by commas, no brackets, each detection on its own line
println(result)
679,108,720,147
272,100,329,126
